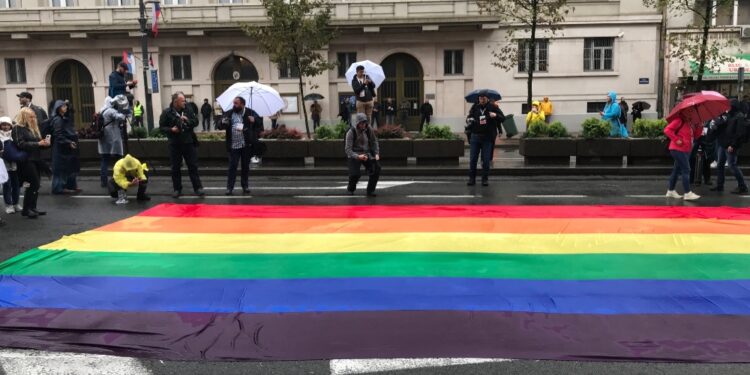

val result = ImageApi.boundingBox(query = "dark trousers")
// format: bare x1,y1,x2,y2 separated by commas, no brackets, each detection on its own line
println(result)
372,113,380,128
134,116,143,128
2,170,20,205
716,146,747,189
227,147,250,191
668,150,691,193
689,140,711,184
347,158,381,194
169,142,203,192
202,116,211,131
469,134,493,182
271,119,278,129
18,160,40,212
312,116,321,130
100,153,121,187
420,114,431,131
107,177,148,198
51,172,77,194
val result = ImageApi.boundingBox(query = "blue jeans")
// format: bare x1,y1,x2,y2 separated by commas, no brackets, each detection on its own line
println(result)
2,170,19,205
51,173,78,194
668,150,691,193
100,153,120,187
227,147,250,191
469,134,493,181
716,146,747,189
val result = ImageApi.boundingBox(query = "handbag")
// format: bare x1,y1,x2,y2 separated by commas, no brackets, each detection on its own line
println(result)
3,129,28,162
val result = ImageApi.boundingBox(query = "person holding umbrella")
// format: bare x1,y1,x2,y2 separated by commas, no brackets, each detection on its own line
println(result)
664,112,703,200
218,96,259,195
631,101,650,123
465,91,504,186
310,100,322,130
351,66,377,124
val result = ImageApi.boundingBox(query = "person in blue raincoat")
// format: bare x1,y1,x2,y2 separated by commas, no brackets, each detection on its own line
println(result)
600,91,628,138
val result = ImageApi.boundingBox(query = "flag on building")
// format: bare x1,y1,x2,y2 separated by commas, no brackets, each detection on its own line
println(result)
151,2,161,37
121,50,134,74
149,53,154,68
2,204,750,362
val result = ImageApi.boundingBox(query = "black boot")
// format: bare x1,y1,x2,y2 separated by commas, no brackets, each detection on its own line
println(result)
21,189,38,219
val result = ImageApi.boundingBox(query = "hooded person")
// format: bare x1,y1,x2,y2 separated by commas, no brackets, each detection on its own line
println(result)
98,95,128,187
710,99,748,194
465,90,504,186
108,154,150,205
525,100,546,128
601,91,628,138
50,100,81,195
344,113,380,197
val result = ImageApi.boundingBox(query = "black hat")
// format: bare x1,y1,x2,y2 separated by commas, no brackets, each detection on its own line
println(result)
477,90,490,98
17,91,32,99
356,65,365,71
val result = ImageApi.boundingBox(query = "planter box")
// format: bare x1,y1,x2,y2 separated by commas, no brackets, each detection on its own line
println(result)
196,140,227,160
576,138,629,166
261,139,310,167
413,139,465,166
310,140,346,167
125,139,170,161
519,138,575,166
628,138,671,166
377,139,412,166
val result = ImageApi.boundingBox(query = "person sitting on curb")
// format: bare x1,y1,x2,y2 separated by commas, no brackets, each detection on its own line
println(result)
108,154,150,205
345,113,381,197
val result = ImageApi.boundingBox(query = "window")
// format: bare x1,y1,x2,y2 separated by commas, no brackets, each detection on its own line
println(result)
337,52,357,78
106,0,132,5
444,50,463,75
163,0,187,4
0,0,17,8
171,55,192,80
587,101,606,113
584,38,614,71
50,0,73,7
111,56,123,72
219,0,241,4
278,59,299,79
5,58,25,84
518,40,548,73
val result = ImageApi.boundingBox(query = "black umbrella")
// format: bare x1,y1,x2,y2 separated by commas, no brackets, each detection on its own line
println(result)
304,93,324,101
632,101,651,110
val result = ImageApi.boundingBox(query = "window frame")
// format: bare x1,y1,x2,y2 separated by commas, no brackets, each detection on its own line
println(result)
517,39,549,73
336,52,357,79
5,58,26,84
0,0,17,8
171,55,192,81
443,49,464,75
50,0,72,7
583,37,614,72
278,59,300,79
162,0,187,4
106,0,133,6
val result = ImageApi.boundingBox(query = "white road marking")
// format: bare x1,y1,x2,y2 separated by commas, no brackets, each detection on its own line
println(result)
406,195,476,198
330,358,513,375
0,349,151,375
626,195,668,198
516,195,587,198
294,195,365,199
70,195,109,199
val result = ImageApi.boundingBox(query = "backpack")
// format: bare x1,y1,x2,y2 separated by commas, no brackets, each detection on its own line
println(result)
90,112,116,139
4,128,29,162
736,113,750,145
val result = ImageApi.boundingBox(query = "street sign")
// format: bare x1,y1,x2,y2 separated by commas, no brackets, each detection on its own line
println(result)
639,78,649,85
151,69,160,94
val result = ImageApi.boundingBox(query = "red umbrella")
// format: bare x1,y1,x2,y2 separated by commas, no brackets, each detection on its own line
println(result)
666,91,730,126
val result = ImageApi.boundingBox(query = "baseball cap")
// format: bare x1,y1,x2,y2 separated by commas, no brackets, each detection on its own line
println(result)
17,91,32,99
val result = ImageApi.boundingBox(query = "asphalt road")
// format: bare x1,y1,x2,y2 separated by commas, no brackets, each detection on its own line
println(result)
1,174,749,375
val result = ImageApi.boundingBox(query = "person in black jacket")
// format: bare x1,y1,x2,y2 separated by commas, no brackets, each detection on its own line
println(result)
419,98,433,131
200,99,213,132
351,66,376,124
49,100,81,195
218,96,260,195
465,91,504,186
710,99,748,194
159,91,204,198
12,107,51,218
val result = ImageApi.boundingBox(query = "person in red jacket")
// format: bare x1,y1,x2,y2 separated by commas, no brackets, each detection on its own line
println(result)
664,113,703,200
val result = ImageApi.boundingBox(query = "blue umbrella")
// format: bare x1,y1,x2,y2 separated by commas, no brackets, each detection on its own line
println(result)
465,89,502,103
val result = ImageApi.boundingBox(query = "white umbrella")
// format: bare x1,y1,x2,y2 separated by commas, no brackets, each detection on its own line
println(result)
345,60,386,89
216,81,285,117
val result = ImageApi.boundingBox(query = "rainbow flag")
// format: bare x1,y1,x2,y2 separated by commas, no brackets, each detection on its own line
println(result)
2,204,750,361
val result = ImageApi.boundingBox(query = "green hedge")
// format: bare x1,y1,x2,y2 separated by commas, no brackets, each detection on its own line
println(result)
633,118,668,139
420,124,459,140
581,118,611,139
524,120,569,138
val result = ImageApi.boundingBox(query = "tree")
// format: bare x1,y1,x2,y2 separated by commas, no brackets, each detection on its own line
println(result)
644,0,737,89
477,0,571,109
243,0,337,138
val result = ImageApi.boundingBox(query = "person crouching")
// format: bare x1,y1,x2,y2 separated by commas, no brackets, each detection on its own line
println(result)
345,113,381,197
108,154,150,205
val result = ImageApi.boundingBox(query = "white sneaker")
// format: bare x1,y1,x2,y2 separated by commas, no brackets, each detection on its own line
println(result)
665,190,683,199
5,206,14,214
115,198,129,205
683,192,701,201
711,161,718,169
251,156,261,164
14,204,22,212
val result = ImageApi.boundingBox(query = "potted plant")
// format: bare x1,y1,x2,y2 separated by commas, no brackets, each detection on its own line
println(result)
576,118,629,166
519,120,575,165
259,125,309,167
310,122,348,166
413,124,464,166
374,125,411,166
628,118,670,166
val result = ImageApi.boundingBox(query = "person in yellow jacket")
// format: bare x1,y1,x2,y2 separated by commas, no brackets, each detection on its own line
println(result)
539,97,553,123
108,154,150,204
525,101,546,128
133,100,144,128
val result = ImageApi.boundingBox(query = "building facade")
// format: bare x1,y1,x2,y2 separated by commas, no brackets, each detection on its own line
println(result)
0,0,663,132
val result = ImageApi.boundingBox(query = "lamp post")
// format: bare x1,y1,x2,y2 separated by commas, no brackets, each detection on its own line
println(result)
138,0,156,131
